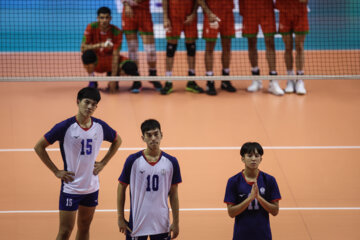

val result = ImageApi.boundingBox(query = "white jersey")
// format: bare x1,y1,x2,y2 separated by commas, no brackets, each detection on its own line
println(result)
118,151,182,237
45,116,117,194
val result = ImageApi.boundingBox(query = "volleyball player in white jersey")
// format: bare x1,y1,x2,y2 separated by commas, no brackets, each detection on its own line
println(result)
34,87,122,240
117,119,182,240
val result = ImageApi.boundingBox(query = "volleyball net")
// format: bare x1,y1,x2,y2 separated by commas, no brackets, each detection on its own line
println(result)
0,0,359,82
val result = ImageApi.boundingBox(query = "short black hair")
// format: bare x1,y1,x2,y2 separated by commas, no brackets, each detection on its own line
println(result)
82,50,97,65
121,60,139,76
97,6,111,16
141,119,161,135
240,142,264,157
77,87,101,103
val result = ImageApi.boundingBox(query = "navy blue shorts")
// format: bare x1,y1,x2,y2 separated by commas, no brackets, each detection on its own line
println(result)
126,232,170,240
59,190,99,211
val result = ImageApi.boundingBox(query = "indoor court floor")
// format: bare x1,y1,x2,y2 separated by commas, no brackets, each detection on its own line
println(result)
0,79,360,239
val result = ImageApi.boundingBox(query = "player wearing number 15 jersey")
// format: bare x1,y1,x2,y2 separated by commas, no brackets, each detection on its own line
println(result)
117,119,182,239
34,87,122,239
224,142,281,240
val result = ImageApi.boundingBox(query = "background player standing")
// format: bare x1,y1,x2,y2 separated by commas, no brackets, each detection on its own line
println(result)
117,119,181,239
122,0,162,93
81,7,123,93
160,0,204,95
240,0,284,96
198,0,237,96
34,87,122,240
277,0,309,95
224,142,281,240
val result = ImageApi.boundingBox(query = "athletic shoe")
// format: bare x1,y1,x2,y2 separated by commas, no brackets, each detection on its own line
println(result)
268,80,284,96
88,81,98,89
186,81,204,93
129,81,142,93
247,80,262,92
284,80,296,93
295,80,307,95
221,81,236,92
150,81,162,91
205,81,217,96
160,82,173,95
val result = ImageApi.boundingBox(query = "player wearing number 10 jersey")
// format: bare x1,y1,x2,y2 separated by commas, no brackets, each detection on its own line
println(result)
224,142,281,240
117,119,182,239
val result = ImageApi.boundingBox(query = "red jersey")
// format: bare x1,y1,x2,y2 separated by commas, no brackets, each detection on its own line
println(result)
205,0,234,16
276,0,307,15
132,0,150,10
82,22,122,58
169,0,195,18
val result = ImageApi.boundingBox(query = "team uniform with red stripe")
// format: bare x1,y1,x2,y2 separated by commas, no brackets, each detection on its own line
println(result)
122,0,154,35
276,0,309,35
118,151,182,238
202,0,235,40
224,170,281,240
166,0,198,40
82,22,123,73
239,0,276,37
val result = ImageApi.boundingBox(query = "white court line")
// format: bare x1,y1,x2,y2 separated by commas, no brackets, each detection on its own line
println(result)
1,207,360,214
1,146,360,152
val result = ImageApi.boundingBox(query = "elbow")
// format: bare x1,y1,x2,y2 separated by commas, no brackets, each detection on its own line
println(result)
271,209,279,216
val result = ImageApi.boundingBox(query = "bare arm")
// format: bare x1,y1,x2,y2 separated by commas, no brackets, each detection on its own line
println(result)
117,182,131,234
226,183,256,218
81,41,107,53
93,134,122,175
197,0,218,22
34,137,74,182
257,196,279,216
184,2,199,25
162,0,171,31
169,184,180,239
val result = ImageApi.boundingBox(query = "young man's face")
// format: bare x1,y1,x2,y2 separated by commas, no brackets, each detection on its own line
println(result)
83,63,96,74
142,128,162,150
77,98,98,118
242,149,262,169
97,13,111,29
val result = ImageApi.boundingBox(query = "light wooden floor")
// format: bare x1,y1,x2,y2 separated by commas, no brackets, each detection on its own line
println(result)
0,79,360,239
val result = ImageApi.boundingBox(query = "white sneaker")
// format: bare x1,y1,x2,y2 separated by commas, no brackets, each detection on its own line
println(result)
268,80,284,96
295,80,307,95
284,80,296,93
247,80,262,92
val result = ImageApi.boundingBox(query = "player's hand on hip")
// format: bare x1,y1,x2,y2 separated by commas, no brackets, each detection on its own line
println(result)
93,161,105,175
170,223,179,239
55,170,75,183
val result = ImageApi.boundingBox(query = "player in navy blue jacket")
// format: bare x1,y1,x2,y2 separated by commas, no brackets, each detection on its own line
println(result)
224,142,281,240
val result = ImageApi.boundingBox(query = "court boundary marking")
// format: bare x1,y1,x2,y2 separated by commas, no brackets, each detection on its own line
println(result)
1,207,360,214
1,146,360,152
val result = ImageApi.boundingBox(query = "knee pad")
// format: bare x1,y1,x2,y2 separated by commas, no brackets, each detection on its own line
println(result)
143,43,156,63
186,42,196,57
166,43,178,58
127,40,138,62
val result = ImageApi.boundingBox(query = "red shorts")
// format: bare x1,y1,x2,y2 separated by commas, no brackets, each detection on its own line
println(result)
279,11,309,35
122,8,154,35
166,15,198,40
94,54,128,74
242,11,276,37
202,12,235,40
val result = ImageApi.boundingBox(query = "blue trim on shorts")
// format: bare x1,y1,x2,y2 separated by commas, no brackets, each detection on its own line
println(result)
59,190,99,211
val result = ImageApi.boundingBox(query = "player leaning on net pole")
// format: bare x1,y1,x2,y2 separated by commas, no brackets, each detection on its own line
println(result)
121,0,162,93
81,7,124,93
160,0,204,95
117,119,182,240
240,0,284,96
224,142,281,240
34,87,122,240
198,0,237,96
277,0,309,95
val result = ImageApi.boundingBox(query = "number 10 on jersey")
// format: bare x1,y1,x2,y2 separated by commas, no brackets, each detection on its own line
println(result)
146,174,159,192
